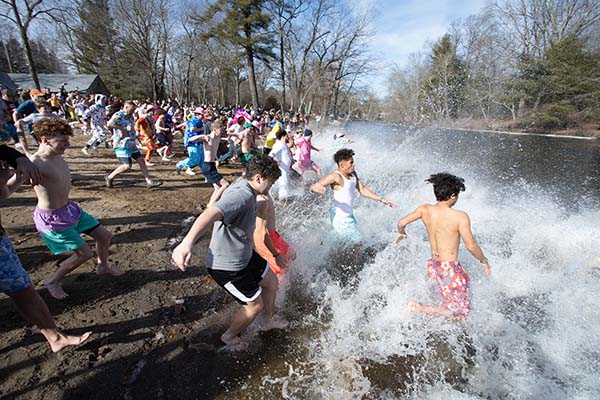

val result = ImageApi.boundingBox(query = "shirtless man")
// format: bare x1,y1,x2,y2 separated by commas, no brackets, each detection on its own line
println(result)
395,173,491,318
239,123,257,165
198,118,229,207
172,155,285,348
11,118,124,299
1,145,91,351
310,148,396,243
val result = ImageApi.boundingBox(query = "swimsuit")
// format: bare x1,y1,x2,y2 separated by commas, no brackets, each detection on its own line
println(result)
33,200,100,255
208,251,269,305
330,172,361,242
0,235,32,294
426,258,471,317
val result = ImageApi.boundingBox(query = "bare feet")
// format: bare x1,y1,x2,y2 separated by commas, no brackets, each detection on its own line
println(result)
44,279,69,299
220,332,248,351
407,301,420,313
48,331,92,353
258,317,289,332
96,264,126,276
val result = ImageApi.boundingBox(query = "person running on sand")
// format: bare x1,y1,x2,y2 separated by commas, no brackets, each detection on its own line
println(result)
175,107,205,176
253,193,295,276
395,173,491,318
135,104,159,166
81,94,110,155
198,118,229,207
172,155,287,349
105,101,162,189
310,148,396,243
0,145,91,351
8,119,125,300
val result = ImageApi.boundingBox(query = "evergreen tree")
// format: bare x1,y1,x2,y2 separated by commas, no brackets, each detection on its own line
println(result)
30,40,65,73
423,34,466,119
199,0,276,110
0,37,28,73
74,0,121,93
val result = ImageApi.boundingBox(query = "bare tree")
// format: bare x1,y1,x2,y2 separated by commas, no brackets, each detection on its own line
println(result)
0,0,70,88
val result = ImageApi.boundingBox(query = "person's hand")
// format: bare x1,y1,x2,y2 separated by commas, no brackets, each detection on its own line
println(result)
395,230,407,243
275,253,288,270
310,183,326,194
380,198,397,208
482,263,491,277
172,241,193,271
15,156,41,186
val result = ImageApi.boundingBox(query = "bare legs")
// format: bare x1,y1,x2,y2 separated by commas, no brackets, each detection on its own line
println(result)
44,225,123,300
106,159,160,187
220,269,287,348
44,244,93,299
88,226,124,276
9,286,91,352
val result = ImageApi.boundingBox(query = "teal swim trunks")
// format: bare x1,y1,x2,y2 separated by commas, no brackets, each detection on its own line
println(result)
33,200,100,254
330,209,362,243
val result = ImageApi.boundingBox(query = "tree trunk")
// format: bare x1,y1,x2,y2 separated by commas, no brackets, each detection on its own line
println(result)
245,47,259,110
279,31,285,113
18,28,40,89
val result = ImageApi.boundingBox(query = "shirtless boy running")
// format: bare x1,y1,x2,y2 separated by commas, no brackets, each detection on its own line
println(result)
13,118,124,299
198,118,229,207
396,173,491,318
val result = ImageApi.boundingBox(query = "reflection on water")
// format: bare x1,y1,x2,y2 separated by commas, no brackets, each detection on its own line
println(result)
219,124,600,399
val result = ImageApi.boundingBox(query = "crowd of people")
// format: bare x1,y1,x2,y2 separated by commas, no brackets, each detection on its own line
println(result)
0,87,491,353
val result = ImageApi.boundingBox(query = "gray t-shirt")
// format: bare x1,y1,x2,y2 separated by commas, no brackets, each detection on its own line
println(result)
206,178,257,271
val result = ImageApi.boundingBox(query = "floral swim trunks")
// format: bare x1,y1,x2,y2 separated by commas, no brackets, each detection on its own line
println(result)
0,235,32,294
426,258,471,317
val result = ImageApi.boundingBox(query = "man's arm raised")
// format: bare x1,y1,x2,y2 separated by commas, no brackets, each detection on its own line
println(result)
310,172,339,194
172,206,223,271
396,206,423,242
458,213,491,276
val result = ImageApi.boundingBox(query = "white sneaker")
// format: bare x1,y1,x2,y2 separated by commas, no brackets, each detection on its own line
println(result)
15,143,22,149
81,147,90,155
185,168,196,176
162,157,171,161
146,162,155,166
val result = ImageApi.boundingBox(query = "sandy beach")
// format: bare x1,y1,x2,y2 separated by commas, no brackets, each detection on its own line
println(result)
0,131,290,399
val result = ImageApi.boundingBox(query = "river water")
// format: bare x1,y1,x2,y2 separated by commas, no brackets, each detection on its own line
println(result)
221,123,600,399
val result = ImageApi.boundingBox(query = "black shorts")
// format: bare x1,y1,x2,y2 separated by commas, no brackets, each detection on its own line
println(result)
117,151,142,166
208,251,269,305
201,162,224,184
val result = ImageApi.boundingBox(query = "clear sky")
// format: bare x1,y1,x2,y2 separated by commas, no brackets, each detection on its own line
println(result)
358,0,491,96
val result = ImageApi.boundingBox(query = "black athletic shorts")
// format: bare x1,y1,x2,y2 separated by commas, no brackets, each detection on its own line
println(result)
208,251,269,305
201,162,224,184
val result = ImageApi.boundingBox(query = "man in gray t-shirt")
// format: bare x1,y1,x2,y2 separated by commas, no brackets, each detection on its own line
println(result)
172,154,286,348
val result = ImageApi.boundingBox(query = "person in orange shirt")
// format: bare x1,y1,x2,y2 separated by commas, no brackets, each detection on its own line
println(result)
135,104,158,166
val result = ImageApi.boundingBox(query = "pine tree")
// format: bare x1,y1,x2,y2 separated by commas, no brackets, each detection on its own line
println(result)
423,34,466,119
74,0,121,92
199,0,276,110
0,37,28,73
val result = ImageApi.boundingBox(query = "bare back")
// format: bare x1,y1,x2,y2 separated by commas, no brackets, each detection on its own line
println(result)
32,155,71,210
203,131,221,162
420,204,465,261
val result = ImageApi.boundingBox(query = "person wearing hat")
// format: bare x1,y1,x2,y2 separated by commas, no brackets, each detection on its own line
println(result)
175,107,206,176
12,89,45,151
135,104,159,165
81,94,110,155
